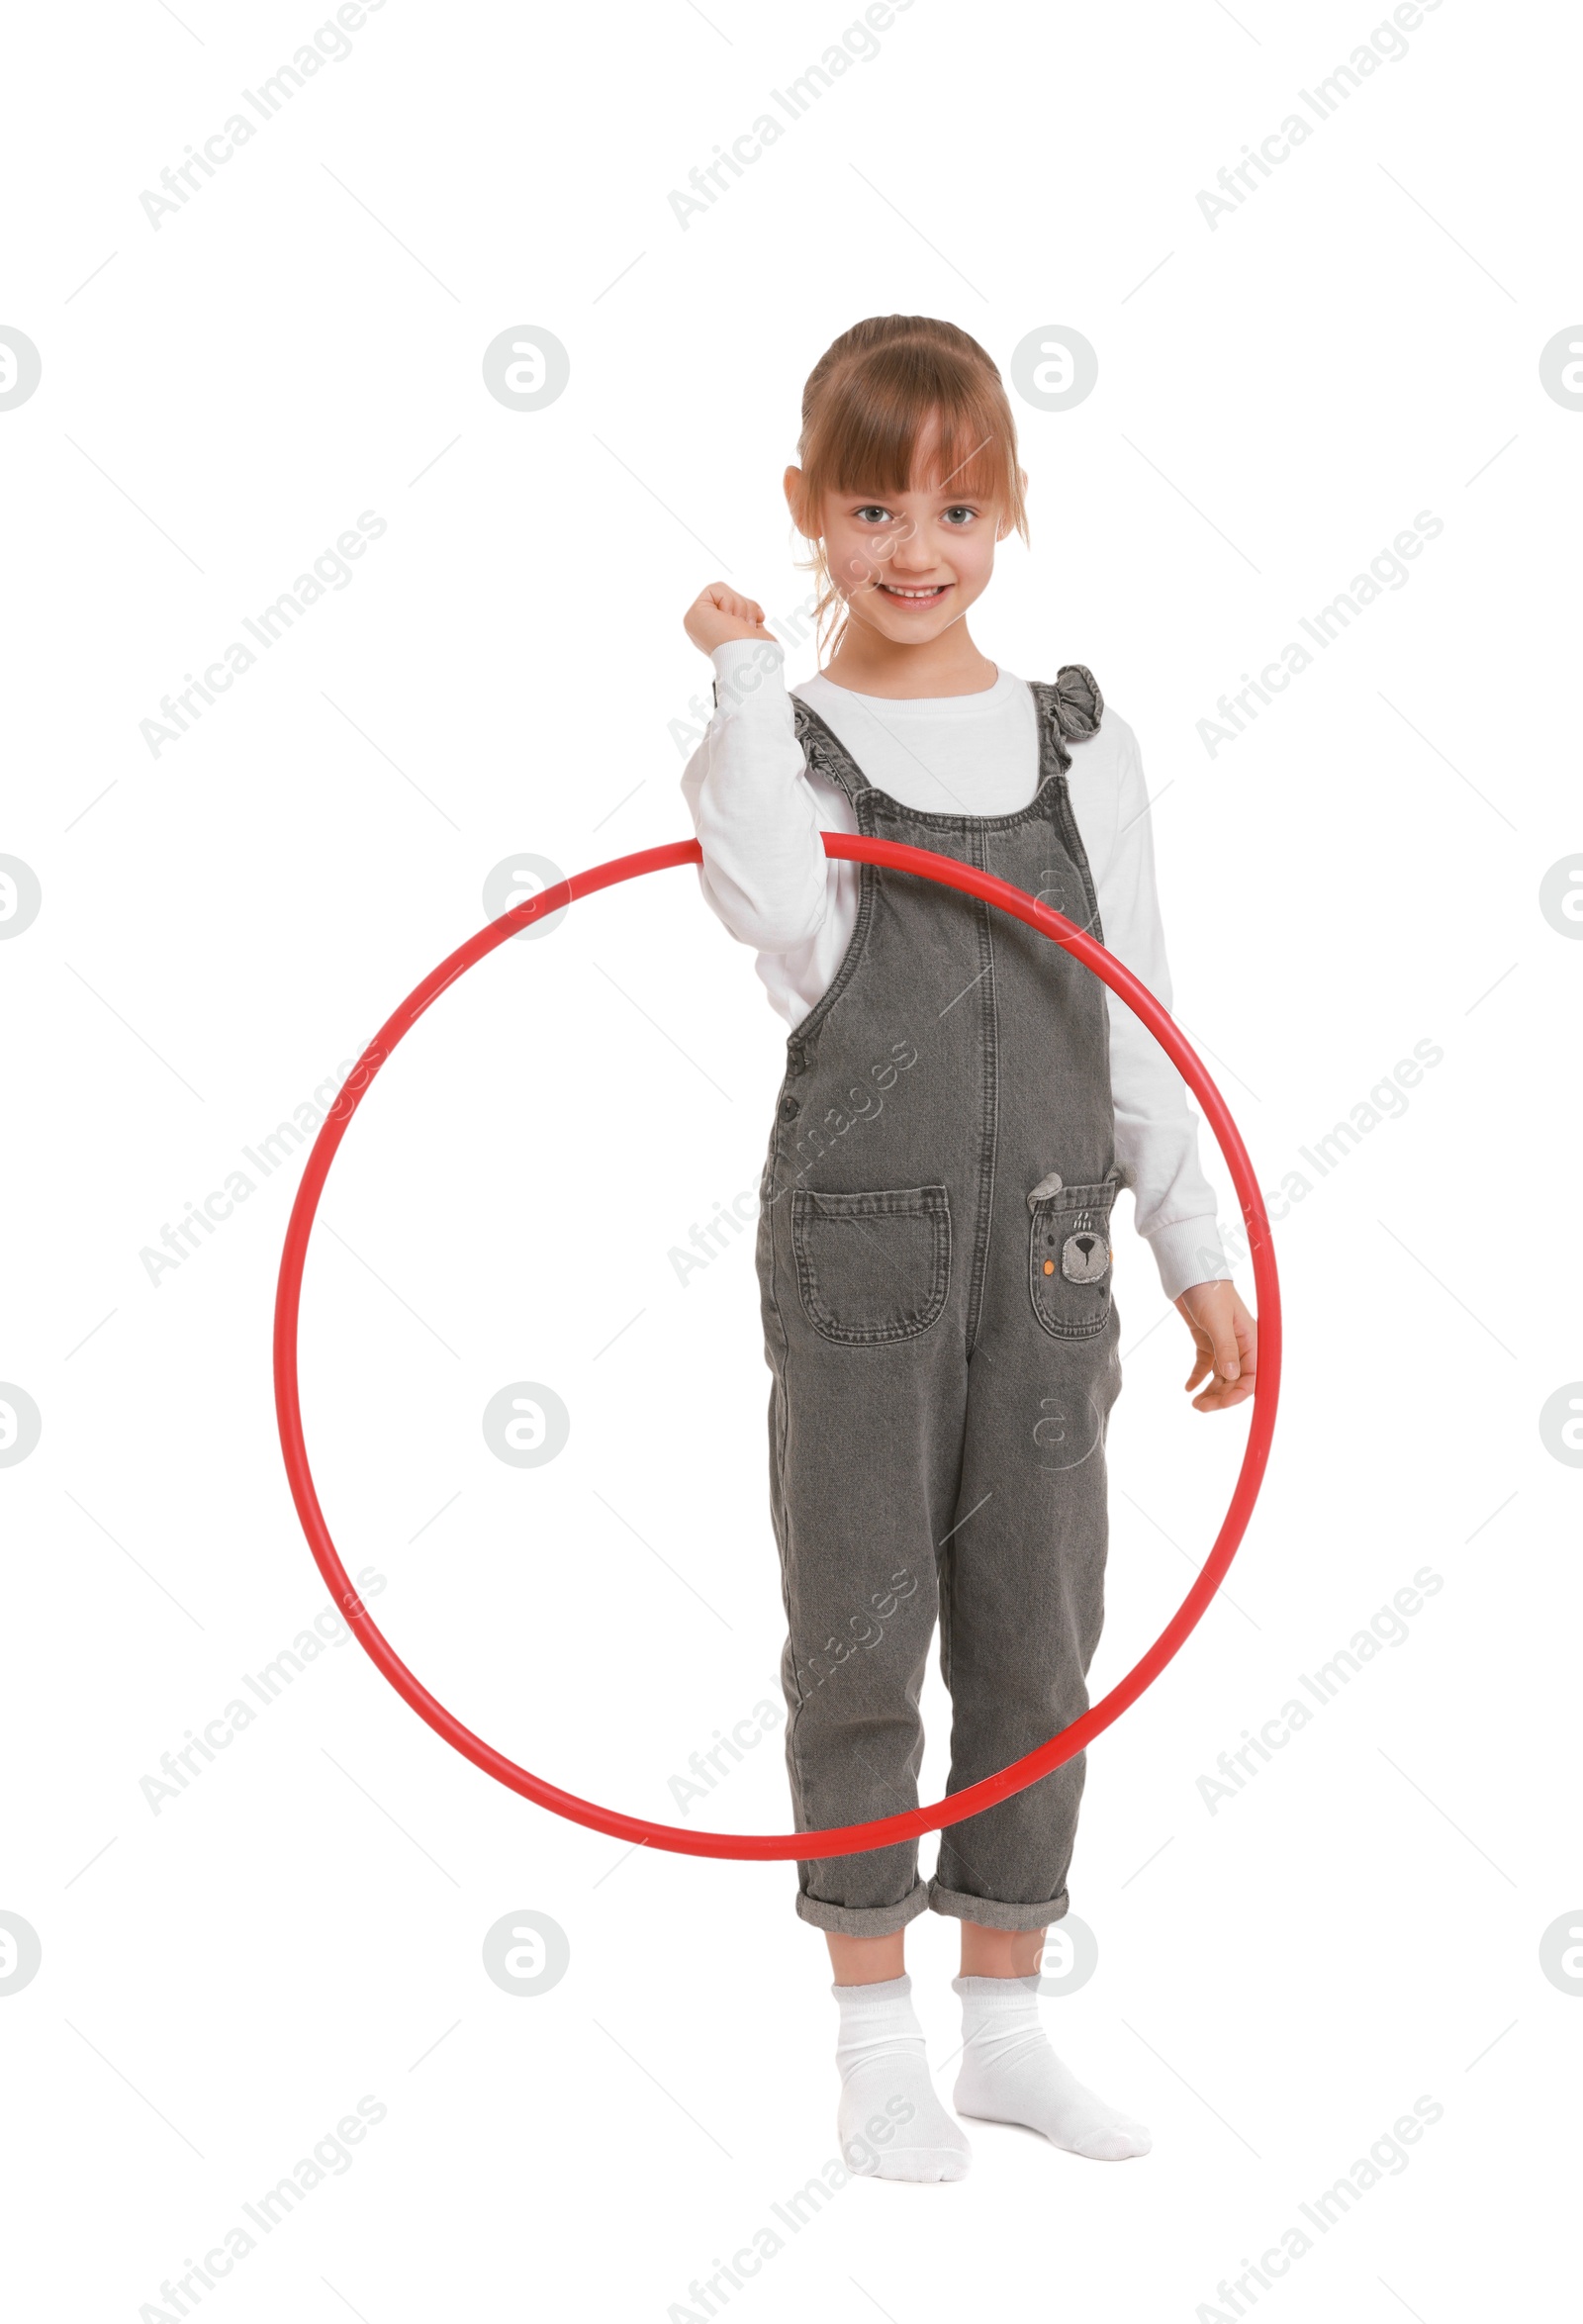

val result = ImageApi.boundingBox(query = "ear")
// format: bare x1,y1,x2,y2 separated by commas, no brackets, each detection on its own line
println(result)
785,463,813,537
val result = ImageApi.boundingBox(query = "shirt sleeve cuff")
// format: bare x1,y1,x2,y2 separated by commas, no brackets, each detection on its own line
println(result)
1144,1214,1231,1303
710,636,787,712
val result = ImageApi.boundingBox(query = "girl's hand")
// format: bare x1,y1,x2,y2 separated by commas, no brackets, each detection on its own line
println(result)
1173,1279,1257,1414
683,583,777,656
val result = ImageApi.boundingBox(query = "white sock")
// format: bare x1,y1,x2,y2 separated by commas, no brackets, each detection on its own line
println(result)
832,1975,972,2183
952,1975,1151,2160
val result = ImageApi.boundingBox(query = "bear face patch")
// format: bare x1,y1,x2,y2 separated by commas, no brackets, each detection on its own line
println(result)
1028,1175,1118,1342
1061,1227,1110,1285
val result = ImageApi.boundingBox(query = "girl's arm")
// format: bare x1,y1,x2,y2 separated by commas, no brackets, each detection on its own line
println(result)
679,585,832,954
1092,720,1227,1297
1088,716,1256,1411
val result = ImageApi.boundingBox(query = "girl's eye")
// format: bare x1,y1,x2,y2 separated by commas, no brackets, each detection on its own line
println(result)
853,505,891,524
941,506,978,525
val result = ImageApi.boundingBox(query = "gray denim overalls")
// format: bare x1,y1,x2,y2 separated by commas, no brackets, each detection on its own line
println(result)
754,666,1124,1937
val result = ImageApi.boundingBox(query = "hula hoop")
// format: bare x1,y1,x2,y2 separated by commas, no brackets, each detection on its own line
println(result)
273,834,1280,1861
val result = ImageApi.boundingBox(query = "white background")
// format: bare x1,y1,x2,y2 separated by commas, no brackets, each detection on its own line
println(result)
2,0,1579,2317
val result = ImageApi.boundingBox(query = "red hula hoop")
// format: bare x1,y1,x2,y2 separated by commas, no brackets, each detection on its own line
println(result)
273,835,1281,1861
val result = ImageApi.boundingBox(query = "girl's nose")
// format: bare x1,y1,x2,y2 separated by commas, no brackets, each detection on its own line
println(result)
888,549,939,576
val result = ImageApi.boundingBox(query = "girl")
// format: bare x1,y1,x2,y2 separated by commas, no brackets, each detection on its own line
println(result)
680,315,1257,2184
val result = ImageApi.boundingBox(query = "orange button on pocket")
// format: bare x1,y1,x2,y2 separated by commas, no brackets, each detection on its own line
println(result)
1043,1259,1055,1274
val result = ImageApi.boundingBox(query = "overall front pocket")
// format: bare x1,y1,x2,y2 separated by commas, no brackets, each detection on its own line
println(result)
791,1184,951,1346
1029,1177,1118,1341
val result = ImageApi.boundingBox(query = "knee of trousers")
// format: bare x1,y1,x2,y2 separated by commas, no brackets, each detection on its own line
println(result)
782,1680,926,1818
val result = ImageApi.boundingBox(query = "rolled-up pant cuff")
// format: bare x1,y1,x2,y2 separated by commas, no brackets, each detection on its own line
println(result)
794,1878,931,1939
927,1878,1070,1932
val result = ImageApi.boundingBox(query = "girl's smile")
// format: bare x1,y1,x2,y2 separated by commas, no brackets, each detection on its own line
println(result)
875,580,952,604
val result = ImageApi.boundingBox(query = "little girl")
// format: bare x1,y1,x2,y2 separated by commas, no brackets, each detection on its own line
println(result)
680,315,1257,2183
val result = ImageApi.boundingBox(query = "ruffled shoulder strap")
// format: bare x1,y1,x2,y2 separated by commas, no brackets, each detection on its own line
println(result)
1028,664,1104,775
791,694,871,803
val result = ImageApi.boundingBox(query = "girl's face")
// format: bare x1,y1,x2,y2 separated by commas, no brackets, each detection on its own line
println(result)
790,415,1012,649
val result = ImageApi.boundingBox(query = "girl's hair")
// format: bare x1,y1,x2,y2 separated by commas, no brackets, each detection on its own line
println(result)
792,315,1028,660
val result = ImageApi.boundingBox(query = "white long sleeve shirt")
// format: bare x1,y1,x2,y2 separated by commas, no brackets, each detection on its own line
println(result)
681,637,1228,1301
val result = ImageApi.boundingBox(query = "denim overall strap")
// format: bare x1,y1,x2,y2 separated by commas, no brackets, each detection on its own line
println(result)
791,695,874,809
